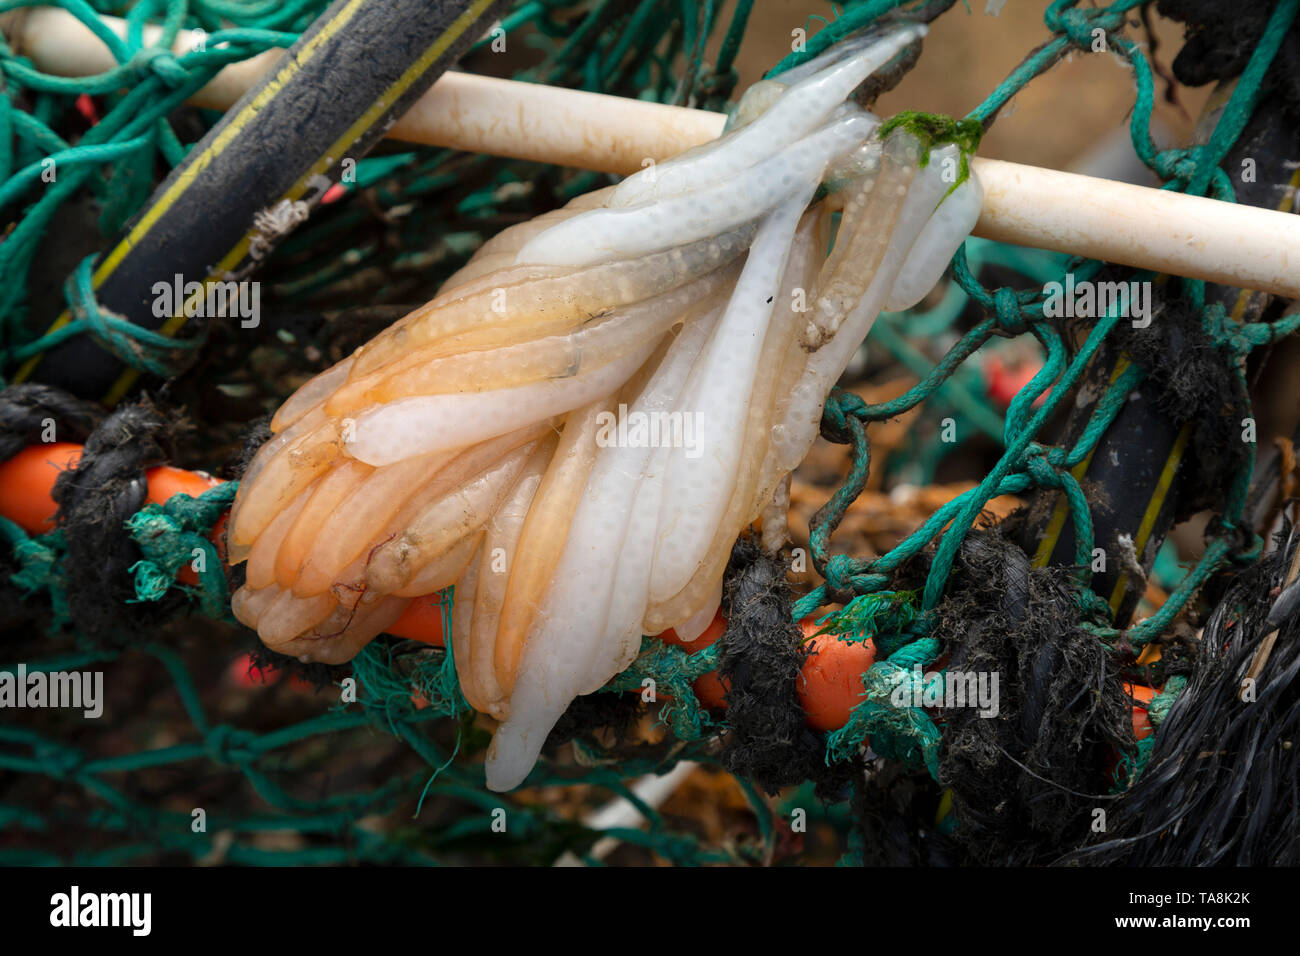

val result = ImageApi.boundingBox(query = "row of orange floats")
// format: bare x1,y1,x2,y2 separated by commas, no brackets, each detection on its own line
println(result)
0,441,1158,739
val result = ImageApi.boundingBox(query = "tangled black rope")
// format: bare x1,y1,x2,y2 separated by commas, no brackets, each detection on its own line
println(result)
1070,521,1300,865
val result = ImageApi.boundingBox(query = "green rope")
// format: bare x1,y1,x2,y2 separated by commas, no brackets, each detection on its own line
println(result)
126,480,237,618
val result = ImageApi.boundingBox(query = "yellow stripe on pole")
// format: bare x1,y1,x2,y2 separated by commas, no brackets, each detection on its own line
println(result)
10,0,371,390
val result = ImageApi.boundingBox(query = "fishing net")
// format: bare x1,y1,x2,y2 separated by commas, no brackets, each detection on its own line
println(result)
2,0,1299,865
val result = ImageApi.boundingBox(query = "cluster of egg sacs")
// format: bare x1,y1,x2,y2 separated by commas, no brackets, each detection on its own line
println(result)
225,22,982,790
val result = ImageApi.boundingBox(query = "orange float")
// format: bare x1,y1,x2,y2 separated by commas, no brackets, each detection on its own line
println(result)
143,464,225,584
797,618,877,733
660,612,877,732
388,593,449,647
0,441,83,534
658,611,730,709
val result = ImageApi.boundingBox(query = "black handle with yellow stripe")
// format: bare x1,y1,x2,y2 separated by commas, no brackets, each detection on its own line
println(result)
15,0,508,405
1020,339,1189,627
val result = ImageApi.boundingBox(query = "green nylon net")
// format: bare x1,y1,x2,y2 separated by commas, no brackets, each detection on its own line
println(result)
2,0,1297,865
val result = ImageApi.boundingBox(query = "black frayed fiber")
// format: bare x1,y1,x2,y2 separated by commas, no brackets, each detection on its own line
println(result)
51,397,179,641
546,688,644,751
222,414,272,481
935,528,1133,865
241,632,350,689
1158,0,1300,120
0,383,104,461
717,535,855,799
1070,523,1300,865
1068,284,1248,516
852,761,962,866
1109,295,1240,429
0,385,108,637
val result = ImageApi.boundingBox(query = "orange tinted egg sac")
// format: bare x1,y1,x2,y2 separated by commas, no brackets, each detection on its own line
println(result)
0,442,84,534
797,617,877,733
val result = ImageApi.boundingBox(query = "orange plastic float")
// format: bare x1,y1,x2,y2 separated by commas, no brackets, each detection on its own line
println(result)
658,611,730,709
144,464,225,584
797,618,878,733
387,593,449,646
659,612,877,732
0,441,83,534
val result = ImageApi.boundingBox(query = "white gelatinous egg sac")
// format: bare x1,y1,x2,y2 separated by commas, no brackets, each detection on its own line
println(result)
225,21,983,792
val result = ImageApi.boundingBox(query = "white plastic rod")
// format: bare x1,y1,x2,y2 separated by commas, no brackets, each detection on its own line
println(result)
4,6,723,173
972,158,1300,297
10,7,1300,300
